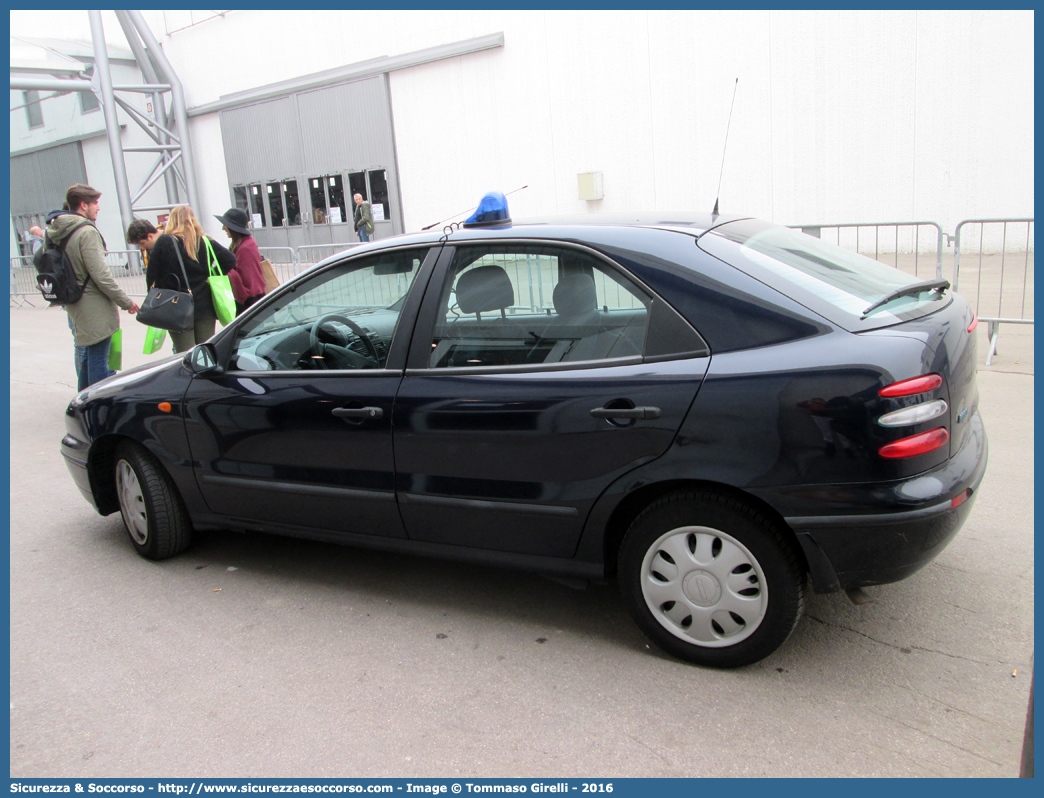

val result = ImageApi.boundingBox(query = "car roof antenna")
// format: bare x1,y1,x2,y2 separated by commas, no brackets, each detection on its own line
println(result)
712,78,739,218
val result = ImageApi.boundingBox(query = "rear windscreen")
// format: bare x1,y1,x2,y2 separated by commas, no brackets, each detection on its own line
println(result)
699,219,950,332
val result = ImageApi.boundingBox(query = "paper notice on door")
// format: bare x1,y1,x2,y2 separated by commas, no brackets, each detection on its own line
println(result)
372,204,385,222
251,213,263,228
329,207,342,224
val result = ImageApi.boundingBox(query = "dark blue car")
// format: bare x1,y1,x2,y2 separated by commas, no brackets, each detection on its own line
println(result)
61,200,987,667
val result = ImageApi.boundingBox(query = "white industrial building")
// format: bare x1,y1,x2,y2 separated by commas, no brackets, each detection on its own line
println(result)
9,9,1034,262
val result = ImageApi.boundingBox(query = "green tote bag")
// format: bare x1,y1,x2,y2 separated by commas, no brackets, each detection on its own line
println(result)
205,237,236,326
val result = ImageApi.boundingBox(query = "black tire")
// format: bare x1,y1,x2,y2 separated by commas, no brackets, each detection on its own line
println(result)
619,490,805,668
113,441,192,560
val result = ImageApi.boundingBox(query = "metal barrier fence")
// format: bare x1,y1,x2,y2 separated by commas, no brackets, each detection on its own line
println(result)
296,243,361,272
952,218,1034,365
11,224,1034,365
791,221,945,281
12,249,149,304
10,255,36,307
792,218,1033,366
258,246,300,285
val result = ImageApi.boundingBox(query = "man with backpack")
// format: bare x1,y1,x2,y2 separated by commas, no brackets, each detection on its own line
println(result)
44,184,139,390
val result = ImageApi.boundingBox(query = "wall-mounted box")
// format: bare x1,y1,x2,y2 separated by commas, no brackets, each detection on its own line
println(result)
577,171,603,201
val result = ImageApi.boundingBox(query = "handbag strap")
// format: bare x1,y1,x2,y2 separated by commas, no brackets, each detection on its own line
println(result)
166,234,192,293
203,237,221,277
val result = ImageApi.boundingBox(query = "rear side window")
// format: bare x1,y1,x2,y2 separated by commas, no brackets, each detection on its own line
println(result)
700,220,951,331
428,245,650,369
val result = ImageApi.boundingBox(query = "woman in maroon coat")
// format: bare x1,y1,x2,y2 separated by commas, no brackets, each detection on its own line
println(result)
215,207,267,315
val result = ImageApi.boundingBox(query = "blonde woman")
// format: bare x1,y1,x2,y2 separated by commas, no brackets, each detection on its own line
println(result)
144,205,236,352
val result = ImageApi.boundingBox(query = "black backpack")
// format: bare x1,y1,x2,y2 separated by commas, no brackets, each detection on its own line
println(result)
34,221,93,305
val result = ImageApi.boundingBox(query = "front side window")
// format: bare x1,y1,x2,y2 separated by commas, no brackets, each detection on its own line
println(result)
428,246,650,369
230,248,427,372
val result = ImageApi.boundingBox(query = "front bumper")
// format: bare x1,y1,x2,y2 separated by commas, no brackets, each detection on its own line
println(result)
777,411,988,592
61,432,97,510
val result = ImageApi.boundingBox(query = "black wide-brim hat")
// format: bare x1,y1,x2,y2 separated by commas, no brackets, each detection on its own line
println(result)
215,207,251,235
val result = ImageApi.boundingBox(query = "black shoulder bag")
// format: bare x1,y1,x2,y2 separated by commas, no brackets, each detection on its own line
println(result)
136,235,195,332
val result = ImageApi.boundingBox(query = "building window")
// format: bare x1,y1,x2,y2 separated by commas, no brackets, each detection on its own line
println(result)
369,169,389,223
266,182,285,227
348,170,389,223
80,89,100,114
24,91,43,129
326,175,347,225
308,175,348,225
248,183,267,228
233,186,248,214
348,172,367,205
282,180,301,226
309,177,328,224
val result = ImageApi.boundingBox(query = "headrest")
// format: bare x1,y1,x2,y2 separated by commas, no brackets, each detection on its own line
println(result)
456,265,515,314
553,273,598,318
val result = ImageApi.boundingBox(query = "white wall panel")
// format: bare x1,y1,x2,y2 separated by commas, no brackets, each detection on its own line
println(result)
15,9,1030,241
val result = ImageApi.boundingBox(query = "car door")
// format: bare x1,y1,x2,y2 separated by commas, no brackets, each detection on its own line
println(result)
393,241,710,558
182,246,437,541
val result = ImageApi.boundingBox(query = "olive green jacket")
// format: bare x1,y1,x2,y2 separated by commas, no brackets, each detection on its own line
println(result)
46,213,135,347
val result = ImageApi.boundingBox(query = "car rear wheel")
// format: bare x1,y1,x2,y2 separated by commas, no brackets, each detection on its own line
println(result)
619,490,805,668
114,441,192,560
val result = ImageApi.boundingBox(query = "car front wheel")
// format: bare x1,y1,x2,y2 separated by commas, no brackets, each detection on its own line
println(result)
619,490,805,668
114,441,192,560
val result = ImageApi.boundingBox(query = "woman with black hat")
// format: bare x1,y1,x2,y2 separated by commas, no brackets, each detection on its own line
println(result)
215,207,267,316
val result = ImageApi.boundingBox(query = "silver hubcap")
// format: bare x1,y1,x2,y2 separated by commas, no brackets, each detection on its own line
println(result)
115,459,148,545
641,526,767,648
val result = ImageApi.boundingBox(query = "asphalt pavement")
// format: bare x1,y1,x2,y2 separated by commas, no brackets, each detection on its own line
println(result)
8,304,1034,777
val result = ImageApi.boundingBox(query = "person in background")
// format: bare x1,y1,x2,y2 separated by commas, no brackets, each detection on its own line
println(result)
125,218,161,259
46,184,139,390
138,205,235,353
353,193,374,242
214,207,267,315
30,221,81,377
27,225,45,256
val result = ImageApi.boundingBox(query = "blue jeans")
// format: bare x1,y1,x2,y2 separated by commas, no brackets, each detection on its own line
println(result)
358,227,370,243
67,313,79,380
77,336,112,391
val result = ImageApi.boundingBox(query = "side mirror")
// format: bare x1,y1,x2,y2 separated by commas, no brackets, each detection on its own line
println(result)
184,343,224,376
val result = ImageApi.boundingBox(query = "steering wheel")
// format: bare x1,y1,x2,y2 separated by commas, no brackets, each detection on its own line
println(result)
308,314,380,369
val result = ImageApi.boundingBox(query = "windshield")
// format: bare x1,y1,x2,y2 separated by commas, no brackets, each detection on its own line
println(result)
699,220,950,331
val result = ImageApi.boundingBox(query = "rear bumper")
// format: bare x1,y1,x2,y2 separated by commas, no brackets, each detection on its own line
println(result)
780,411,988,592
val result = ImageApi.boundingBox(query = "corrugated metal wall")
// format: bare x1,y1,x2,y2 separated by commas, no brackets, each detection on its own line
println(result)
220,96,301,183
296,78,392,174
10,141,87,214
218,74,402,245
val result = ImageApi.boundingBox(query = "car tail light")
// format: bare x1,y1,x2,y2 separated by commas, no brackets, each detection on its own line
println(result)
878,427,949,458
968,313,979,333
951,489,970,509
879,374,943,397
878,399,948,427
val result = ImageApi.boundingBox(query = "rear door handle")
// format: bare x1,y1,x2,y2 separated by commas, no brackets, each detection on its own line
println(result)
332,406,384,420
590,406,661,420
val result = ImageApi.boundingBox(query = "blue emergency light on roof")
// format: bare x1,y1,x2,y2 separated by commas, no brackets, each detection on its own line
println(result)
463,191,511,228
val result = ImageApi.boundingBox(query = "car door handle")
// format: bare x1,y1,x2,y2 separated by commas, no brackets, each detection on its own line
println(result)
332,406,384,420
590,406,661,420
